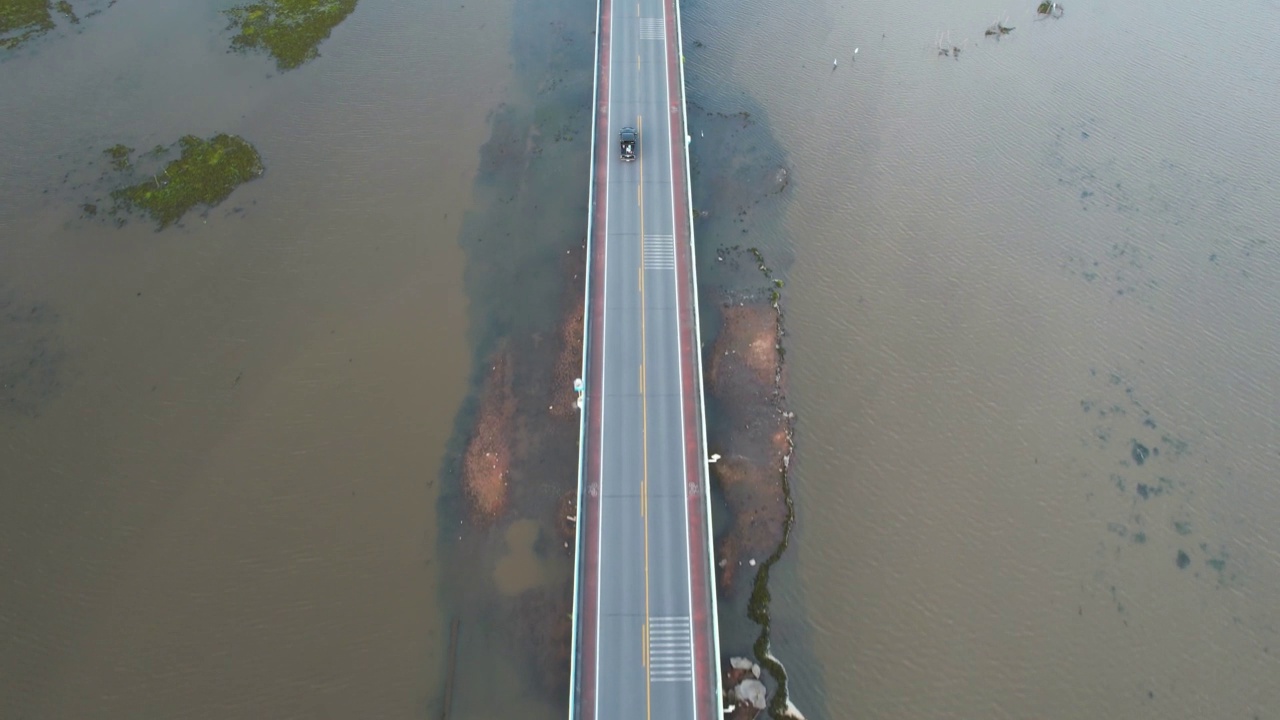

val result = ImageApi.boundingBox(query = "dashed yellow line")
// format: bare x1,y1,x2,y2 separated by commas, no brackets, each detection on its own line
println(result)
642,621,648,667
637,112,652,720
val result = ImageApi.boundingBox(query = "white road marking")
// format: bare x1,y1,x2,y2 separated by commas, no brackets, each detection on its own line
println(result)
643,234,675,271
648,616,693,683
638,18,664,40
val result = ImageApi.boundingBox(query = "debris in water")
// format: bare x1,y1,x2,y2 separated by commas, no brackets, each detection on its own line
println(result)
1131,440,1150,466
935,32,965,59
1037,1,1065,18
985,20,1014,36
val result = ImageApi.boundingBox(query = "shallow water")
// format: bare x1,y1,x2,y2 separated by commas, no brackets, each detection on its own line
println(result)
682,0,1280,716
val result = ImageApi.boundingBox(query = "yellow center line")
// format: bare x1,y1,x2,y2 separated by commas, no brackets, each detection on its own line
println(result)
642,621,648,667
637,112,652,720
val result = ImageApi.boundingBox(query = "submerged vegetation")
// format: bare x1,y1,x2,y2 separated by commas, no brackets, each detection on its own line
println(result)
2,0,111,49
104,144,132,171
108,134,263,229
225,0,359,70
1,0,55,49
53,0,75,23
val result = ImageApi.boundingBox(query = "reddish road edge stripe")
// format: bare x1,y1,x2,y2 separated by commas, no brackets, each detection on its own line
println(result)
663,0,717,717
578,0,611,715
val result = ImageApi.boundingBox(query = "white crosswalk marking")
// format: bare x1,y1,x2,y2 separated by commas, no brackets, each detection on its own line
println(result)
638,18,664,41
643,234,675,271
648,616,692,683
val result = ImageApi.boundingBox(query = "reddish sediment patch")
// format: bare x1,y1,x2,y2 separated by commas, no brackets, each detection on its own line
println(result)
707,301,791,591
462,345,516,523
549,244,586,420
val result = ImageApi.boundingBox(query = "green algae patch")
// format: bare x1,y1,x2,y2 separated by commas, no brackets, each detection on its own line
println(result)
110,134,263,229
104,143,133,171
225,0,359,70
53,0,75,23
1,0,55,50
3,0,114,50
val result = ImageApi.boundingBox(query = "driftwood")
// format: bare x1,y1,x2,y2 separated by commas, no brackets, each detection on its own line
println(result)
440,617,461,720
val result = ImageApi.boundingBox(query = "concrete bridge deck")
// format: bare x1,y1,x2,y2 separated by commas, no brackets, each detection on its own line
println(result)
567,0,721,715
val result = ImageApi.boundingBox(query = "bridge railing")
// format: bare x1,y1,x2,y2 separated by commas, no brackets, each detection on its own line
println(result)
565,0,605,710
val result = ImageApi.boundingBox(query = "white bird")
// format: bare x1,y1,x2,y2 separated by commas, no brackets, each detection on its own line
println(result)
833,58,838,68
854,47,859,55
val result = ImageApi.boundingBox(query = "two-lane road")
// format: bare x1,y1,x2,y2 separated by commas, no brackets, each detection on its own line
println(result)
572,0,718,715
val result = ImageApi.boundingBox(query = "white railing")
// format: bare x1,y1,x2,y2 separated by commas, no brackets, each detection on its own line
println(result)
565,0,604,710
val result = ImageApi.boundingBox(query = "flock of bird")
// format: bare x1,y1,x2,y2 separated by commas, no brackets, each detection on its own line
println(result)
833,47,858,68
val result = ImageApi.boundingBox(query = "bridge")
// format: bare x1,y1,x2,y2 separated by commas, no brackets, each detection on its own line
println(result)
566,0,722,714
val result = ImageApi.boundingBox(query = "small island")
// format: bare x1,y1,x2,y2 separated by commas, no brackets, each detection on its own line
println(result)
225,0,360,70
1,0,56,49
0,0,102,49
108,134,264,229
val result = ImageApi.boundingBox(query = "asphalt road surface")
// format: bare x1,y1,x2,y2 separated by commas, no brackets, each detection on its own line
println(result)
576,0,716,716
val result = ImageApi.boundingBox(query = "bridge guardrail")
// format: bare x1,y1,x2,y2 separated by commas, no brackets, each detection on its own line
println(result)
565,0,605,709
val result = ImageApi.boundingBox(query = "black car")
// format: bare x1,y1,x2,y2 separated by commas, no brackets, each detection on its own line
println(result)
619,127,637,161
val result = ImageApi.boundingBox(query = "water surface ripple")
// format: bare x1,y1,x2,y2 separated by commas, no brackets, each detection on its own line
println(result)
688,0,1279,715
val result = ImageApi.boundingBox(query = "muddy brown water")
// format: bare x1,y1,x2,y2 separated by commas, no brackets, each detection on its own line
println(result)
5,0,1279,718
0,0,510,716
684,0,1280,716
